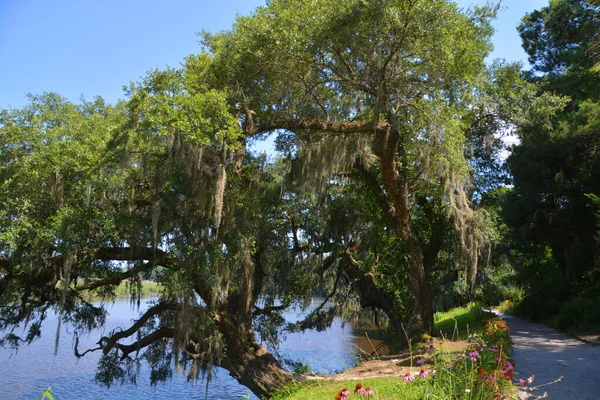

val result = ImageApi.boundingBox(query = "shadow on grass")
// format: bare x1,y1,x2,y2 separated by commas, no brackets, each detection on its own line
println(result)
434,304,491,339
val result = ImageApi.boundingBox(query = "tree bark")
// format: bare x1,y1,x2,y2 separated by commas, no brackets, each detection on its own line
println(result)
215,312,293,398
375,127,434,336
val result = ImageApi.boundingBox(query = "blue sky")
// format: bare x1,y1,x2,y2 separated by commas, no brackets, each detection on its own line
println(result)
0,0,549,110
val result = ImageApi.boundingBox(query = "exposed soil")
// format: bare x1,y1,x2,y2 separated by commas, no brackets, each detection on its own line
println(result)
298,338,470,382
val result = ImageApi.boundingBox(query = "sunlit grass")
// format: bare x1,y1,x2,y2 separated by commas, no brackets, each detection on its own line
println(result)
271,377,428,400
80,281,160,301
433,303,489,338
273,304,518,400
113,281,159,297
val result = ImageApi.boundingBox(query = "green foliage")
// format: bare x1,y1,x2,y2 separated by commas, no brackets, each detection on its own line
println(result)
3,1,588,398
518,0,600,74
36,388,54,400
503,0,600,325
476,261,524,307
551,298,600,335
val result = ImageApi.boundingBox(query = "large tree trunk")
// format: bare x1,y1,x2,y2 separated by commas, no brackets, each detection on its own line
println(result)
401,213,434,337
216,312,293,398
376,126,434,337
342,245,405,339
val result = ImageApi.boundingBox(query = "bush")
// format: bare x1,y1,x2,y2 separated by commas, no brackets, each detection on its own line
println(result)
476,262,524,307
553,298,600,333
513,292,563,322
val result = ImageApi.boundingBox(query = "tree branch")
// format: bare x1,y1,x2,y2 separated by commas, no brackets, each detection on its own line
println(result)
75,302,178,359
99,302,178,355
246,118,390,137
76,247,175,291
76,262,152,291
111,327,175,360
355,163,397,226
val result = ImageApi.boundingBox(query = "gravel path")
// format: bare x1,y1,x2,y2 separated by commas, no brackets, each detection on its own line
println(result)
500,313,600,399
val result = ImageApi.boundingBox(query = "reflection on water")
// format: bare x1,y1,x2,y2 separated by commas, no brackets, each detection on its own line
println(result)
0,298,358,400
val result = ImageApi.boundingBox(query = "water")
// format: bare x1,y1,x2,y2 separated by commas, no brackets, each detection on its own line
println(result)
0,298,358,399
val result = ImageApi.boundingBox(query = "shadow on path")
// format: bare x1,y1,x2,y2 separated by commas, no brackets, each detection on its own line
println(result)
499,313,600,399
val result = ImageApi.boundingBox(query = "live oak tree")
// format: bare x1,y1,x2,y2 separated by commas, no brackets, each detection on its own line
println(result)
0,75,295,396
200,0,504,338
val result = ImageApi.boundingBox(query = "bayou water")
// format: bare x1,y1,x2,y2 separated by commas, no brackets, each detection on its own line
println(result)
0,298,359,399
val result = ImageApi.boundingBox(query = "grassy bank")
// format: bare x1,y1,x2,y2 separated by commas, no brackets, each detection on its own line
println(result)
434,303,490,339
272,305,519,399
81,281,160,301
271,378,428,400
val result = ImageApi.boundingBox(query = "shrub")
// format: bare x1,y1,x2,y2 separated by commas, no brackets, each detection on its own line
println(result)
553,298,600,332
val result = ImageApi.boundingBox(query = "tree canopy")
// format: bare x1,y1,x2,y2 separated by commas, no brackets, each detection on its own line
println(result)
505,0,600,321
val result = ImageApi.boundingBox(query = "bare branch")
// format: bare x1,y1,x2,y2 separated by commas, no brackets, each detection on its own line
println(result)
98,302,178,355
111,327,175,360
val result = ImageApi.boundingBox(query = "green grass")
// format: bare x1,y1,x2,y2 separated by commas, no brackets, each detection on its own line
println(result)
113,281,160,297
81,281,160,300
270,377,428,400
433,303,489,338
268,306,518,400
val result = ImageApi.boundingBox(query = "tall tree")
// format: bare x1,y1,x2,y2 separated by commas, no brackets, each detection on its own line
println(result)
506,0,600,313
0,72,294,397
201,0,503,336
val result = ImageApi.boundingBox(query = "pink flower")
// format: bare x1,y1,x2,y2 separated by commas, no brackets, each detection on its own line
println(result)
364,386,374,396
416,355,425,365
354,382,365,395
519,379,526,387
403,372,415,382
419,368,428,378
469,347,479,362
428,344,435,354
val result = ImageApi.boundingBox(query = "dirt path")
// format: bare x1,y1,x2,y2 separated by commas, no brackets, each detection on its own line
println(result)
501,313,600,399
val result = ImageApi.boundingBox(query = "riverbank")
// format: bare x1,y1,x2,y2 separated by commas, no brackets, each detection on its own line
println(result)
79,280,160,301
274,306,520,399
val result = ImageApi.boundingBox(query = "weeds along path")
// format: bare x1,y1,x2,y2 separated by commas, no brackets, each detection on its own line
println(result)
500,313,600,399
